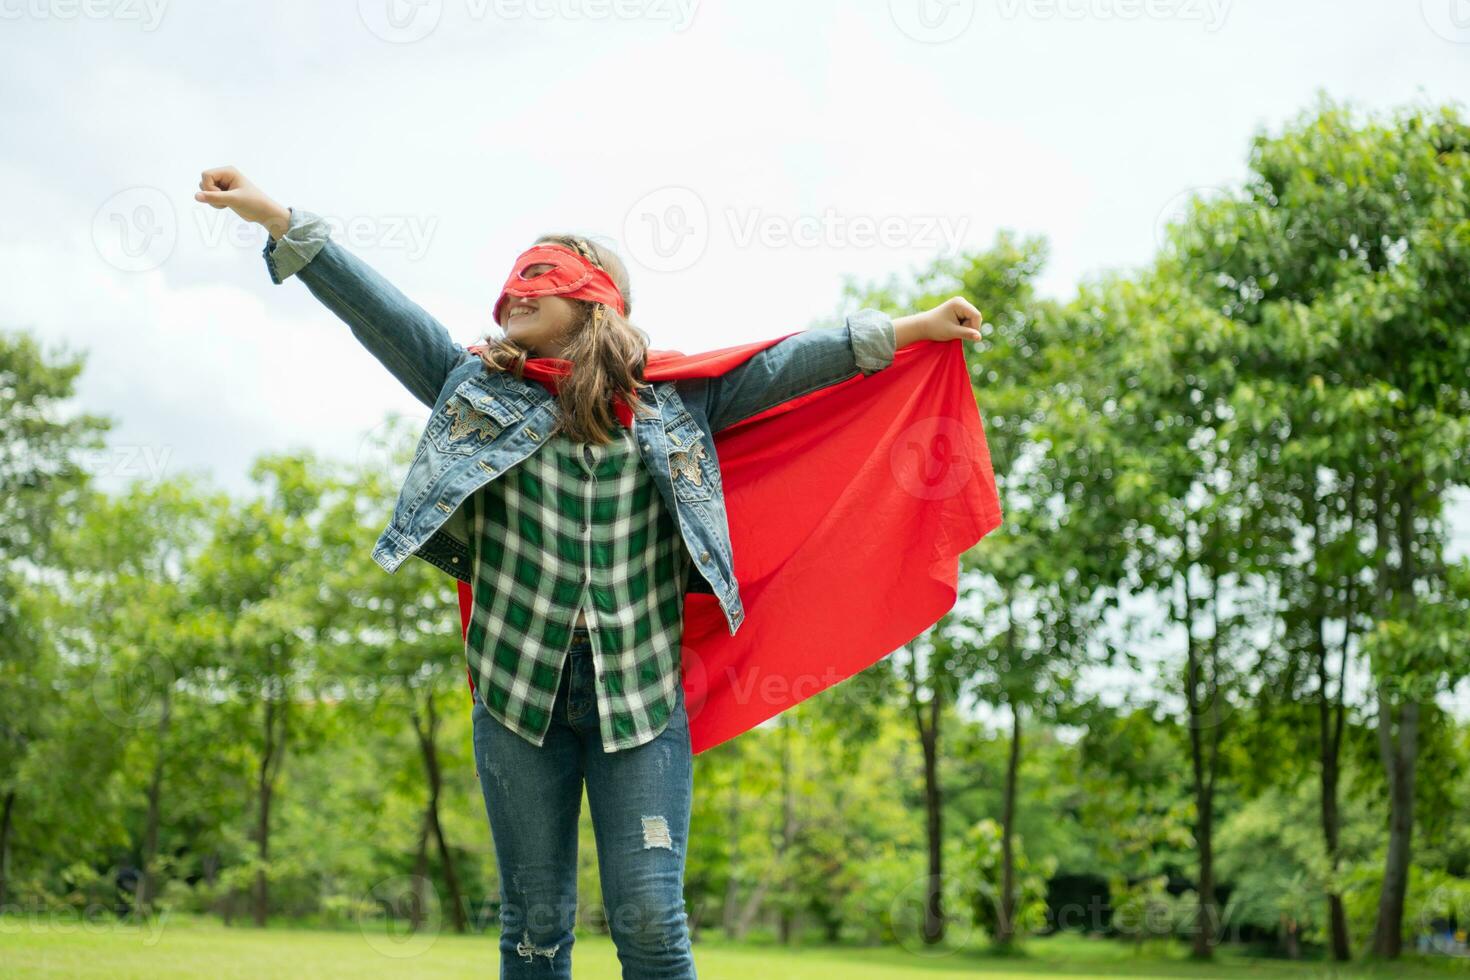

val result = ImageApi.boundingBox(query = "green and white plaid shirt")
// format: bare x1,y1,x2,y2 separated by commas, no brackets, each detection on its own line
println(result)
463,420,692,753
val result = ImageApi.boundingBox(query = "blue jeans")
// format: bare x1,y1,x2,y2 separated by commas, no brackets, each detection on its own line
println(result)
471,626,698,978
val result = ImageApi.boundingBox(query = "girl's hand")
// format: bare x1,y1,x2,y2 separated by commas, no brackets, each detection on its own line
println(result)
894,297,985,350
194,165,292,241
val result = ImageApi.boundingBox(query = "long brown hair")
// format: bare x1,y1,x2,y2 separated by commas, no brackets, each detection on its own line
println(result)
475,234,657,445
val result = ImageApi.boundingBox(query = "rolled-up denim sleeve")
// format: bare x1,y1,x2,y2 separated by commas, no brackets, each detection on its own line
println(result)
262,207,330,283
696,308,897,434
847,308,897,374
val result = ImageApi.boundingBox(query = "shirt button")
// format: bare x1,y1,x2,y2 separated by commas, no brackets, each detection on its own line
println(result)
581,473,591,482
700,551,710,563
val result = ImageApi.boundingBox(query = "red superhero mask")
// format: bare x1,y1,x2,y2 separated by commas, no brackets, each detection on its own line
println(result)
491,242,626,327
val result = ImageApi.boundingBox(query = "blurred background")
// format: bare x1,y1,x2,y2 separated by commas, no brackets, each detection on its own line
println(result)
2,1,1468,976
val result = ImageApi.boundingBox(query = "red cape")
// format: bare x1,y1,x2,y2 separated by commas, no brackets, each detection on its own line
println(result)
457,331,1002,753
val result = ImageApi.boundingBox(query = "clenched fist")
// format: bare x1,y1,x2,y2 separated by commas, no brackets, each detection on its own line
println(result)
893,296,985,350
194,166,292,241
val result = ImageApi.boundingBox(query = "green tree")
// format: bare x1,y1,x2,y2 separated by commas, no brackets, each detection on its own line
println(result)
54,475,224,914
326,418,478,934
194,453,347,926
1169,96,1470,958
0,330,111,908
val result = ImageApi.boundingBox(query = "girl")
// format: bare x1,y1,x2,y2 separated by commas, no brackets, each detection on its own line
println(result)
196,164,983,979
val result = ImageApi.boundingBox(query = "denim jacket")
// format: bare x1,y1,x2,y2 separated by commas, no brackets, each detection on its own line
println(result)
263,208,897,636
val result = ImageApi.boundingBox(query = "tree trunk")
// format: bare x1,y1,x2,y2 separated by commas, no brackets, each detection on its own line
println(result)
1312,470,1356,963
253,686,289,928
996,703,1023,947
918,667,944,946
902,638,946,946
1191,791,1217,958
732,876,770,939
722,755,744,939
1372,694,1418,958
778,714,797,944
137,686,171,914
1182,559,1220,959
1281,914,1301,959
0,788,14,910
412,809,431,931
1315,621,1351,962
1372,474,1421,960
414,690,467,933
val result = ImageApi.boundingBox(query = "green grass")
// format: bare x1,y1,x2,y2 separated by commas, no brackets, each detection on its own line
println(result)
1,914,1467,978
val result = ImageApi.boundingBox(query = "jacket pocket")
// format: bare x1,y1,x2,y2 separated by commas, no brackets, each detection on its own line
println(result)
429,378,523,456
664,413,717,502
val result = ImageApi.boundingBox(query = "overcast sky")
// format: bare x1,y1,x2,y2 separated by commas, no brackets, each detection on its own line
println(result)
2,0,1466,551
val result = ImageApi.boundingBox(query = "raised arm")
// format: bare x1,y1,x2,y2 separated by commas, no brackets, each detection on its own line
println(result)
196,166,471,409
692,297,984,434
691,310,897,434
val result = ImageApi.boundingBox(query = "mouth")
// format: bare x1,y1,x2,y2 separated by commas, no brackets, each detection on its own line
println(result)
506,303,537,325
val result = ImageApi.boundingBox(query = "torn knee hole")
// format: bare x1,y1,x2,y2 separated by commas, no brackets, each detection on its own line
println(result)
641,815,673,850
516,929,561,961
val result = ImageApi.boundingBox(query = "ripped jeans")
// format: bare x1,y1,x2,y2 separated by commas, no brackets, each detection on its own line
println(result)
471,626,697,979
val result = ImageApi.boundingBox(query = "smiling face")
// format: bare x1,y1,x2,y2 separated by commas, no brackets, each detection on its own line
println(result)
501,261,582,358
